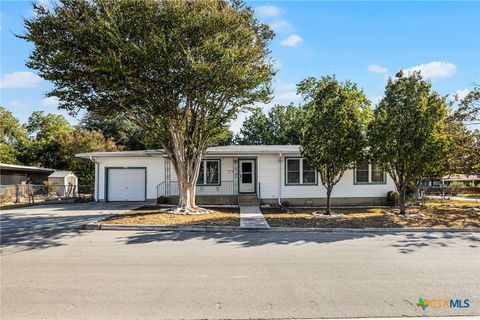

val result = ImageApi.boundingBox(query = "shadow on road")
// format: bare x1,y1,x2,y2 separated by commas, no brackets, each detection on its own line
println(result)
0,213,110,253
118,230,480,253
0,202,145,254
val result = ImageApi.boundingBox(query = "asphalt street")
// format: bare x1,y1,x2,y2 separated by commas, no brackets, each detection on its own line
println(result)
1,204,479,319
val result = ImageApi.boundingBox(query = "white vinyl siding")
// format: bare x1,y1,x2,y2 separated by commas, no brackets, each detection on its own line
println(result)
355,161,386,184
286,158,316,185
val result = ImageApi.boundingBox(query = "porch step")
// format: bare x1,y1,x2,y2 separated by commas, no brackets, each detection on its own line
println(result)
238,195,260,206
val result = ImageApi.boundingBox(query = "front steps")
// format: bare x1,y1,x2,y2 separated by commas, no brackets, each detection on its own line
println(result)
238,194,260,206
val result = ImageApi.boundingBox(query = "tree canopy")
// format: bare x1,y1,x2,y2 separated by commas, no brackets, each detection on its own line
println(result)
236,104,305,145
22,0,274,212
300,76,370,214
0,107,28,164
368,71,449,214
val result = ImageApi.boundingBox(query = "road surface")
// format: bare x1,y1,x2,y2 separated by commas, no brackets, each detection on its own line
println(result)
1,207,479,319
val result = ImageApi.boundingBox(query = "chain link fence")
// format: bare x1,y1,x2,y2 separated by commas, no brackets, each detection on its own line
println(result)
0,184,94,206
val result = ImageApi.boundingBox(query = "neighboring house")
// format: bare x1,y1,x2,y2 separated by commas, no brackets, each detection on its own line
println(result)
422,174,480,187
0,163,54,185
439,174,480,186
77,145,395,206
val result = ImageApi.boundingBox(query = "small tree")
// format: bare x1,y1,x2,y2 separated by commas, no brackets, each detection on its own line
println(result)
300,76,370,214
21,0,274,213
368,71,449,214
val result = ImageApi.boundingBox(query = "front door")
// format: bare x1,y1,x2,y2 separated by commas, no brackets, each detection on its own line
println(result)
239,159,255,193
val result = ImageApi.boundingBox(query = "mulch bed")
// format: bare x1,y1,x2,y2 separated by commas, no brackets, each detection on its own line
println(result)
262,202,480,229
103,206,240,226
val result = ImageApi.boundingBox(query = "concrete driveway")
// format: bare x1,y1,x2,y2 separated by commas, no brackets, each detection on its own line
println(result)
0,202,144,253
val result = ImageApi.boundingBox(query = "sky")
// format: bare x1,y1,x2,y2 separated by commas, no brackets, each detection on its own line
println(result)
1,1,479,132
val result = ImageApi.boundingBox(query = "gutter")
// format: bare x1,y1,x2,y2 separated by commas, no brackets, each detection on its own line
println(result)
89,156,100,202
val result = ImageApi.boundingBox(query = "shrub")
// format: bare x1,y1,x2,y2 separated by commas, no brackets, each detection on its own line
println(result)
0,193,14,204
386,191,400,207
280,200,291,208
157,196,168,204
449,181,464,188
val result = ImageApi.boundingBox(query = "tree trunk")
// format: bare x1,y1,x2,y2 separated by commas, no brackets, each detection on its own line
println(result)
326,187,332,215
178,180,196,210
399,186,407,215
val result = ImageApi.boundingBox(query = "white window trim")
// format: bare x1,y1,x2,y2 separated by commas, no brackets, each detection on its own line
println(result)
354,162,386,184
285,158,317,185
197,159,221,185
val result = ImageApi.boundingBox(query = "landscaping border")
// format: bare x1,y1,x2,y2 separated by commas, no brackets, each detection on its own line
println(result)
83,222,480,233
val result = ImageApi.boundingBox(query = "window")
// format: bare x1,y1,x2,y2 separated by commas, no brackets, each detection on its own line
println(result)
355,160,369,183
355,161,386,184
371,163,385,183
286,158,317,185
197,160,220,185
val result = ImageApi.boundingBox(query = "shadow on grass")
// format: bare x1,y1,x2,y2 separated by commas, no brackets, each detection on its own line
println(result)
118,230,480,254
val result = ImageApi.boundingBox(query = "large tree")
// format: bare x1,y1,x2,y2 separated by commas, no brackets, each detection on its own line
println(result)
300,76,370,214
443,86,480,176
80,112,158,150
0,107,28,164
236,104,305,144
22,0,274,212
368,71,449,214
21,111,71,168
59,129,120,184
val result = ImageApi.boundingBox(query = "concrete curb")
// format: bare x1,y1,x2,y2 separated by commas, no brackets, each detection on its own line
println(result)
83,223,480,233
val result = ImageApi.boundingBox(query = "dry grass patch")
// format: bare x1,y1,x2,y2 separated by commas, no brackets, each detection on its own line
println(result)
263,202,480,229
103,207,240,226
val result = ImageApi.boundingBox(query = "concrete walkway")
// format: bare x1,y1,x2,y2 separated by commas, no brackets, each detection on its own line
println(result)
239,205,270,229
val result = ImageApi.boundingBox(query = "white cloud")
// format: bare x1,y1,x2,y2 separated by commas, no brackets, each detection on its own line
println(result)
403,61,456,81
0,71,43,88
9,100,26,109
275,82,301,102
280,34,302,47
368,64,388,74
268,19,293,33
255,5,282,18
41,96,60,107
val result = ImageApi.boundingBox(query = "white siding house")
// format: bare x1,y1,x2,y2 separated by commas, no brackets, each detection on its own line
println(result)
77,145,396,206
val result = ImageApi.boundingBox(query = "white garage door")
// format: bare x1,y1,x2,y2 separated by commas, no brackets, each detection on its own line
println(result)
107,168,146,201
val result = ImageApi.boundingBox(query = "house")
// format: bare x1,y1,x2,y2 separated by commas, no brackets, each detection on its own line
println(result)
76,145,396,206
439,174,480,186
0,163,54,185
422,174,480,188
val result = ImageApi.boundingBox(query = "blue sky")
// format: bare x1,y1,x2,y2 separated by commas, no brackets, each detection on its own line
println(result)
1,1,479,132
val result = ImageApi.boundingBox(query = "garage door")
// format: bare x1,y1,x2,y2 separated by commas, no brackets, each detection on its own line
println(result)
107,168,146,201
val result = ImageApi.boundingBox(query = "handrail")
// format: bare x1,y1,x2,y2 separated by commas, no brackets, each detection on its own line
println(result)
156,181,165,199
157,181,237,198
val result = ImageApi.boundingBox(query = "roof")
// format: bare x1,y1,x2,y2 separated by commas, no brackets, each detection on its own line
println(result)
206,145,301,155
76,145,301,158
76,150,163,158
0,163,55,173
48,170,77,178
441,174,480,181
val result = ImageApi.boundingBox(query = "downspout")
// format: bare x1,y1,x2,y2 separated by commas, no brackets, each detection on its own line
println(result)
278,153,282,206
89,156,99,202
